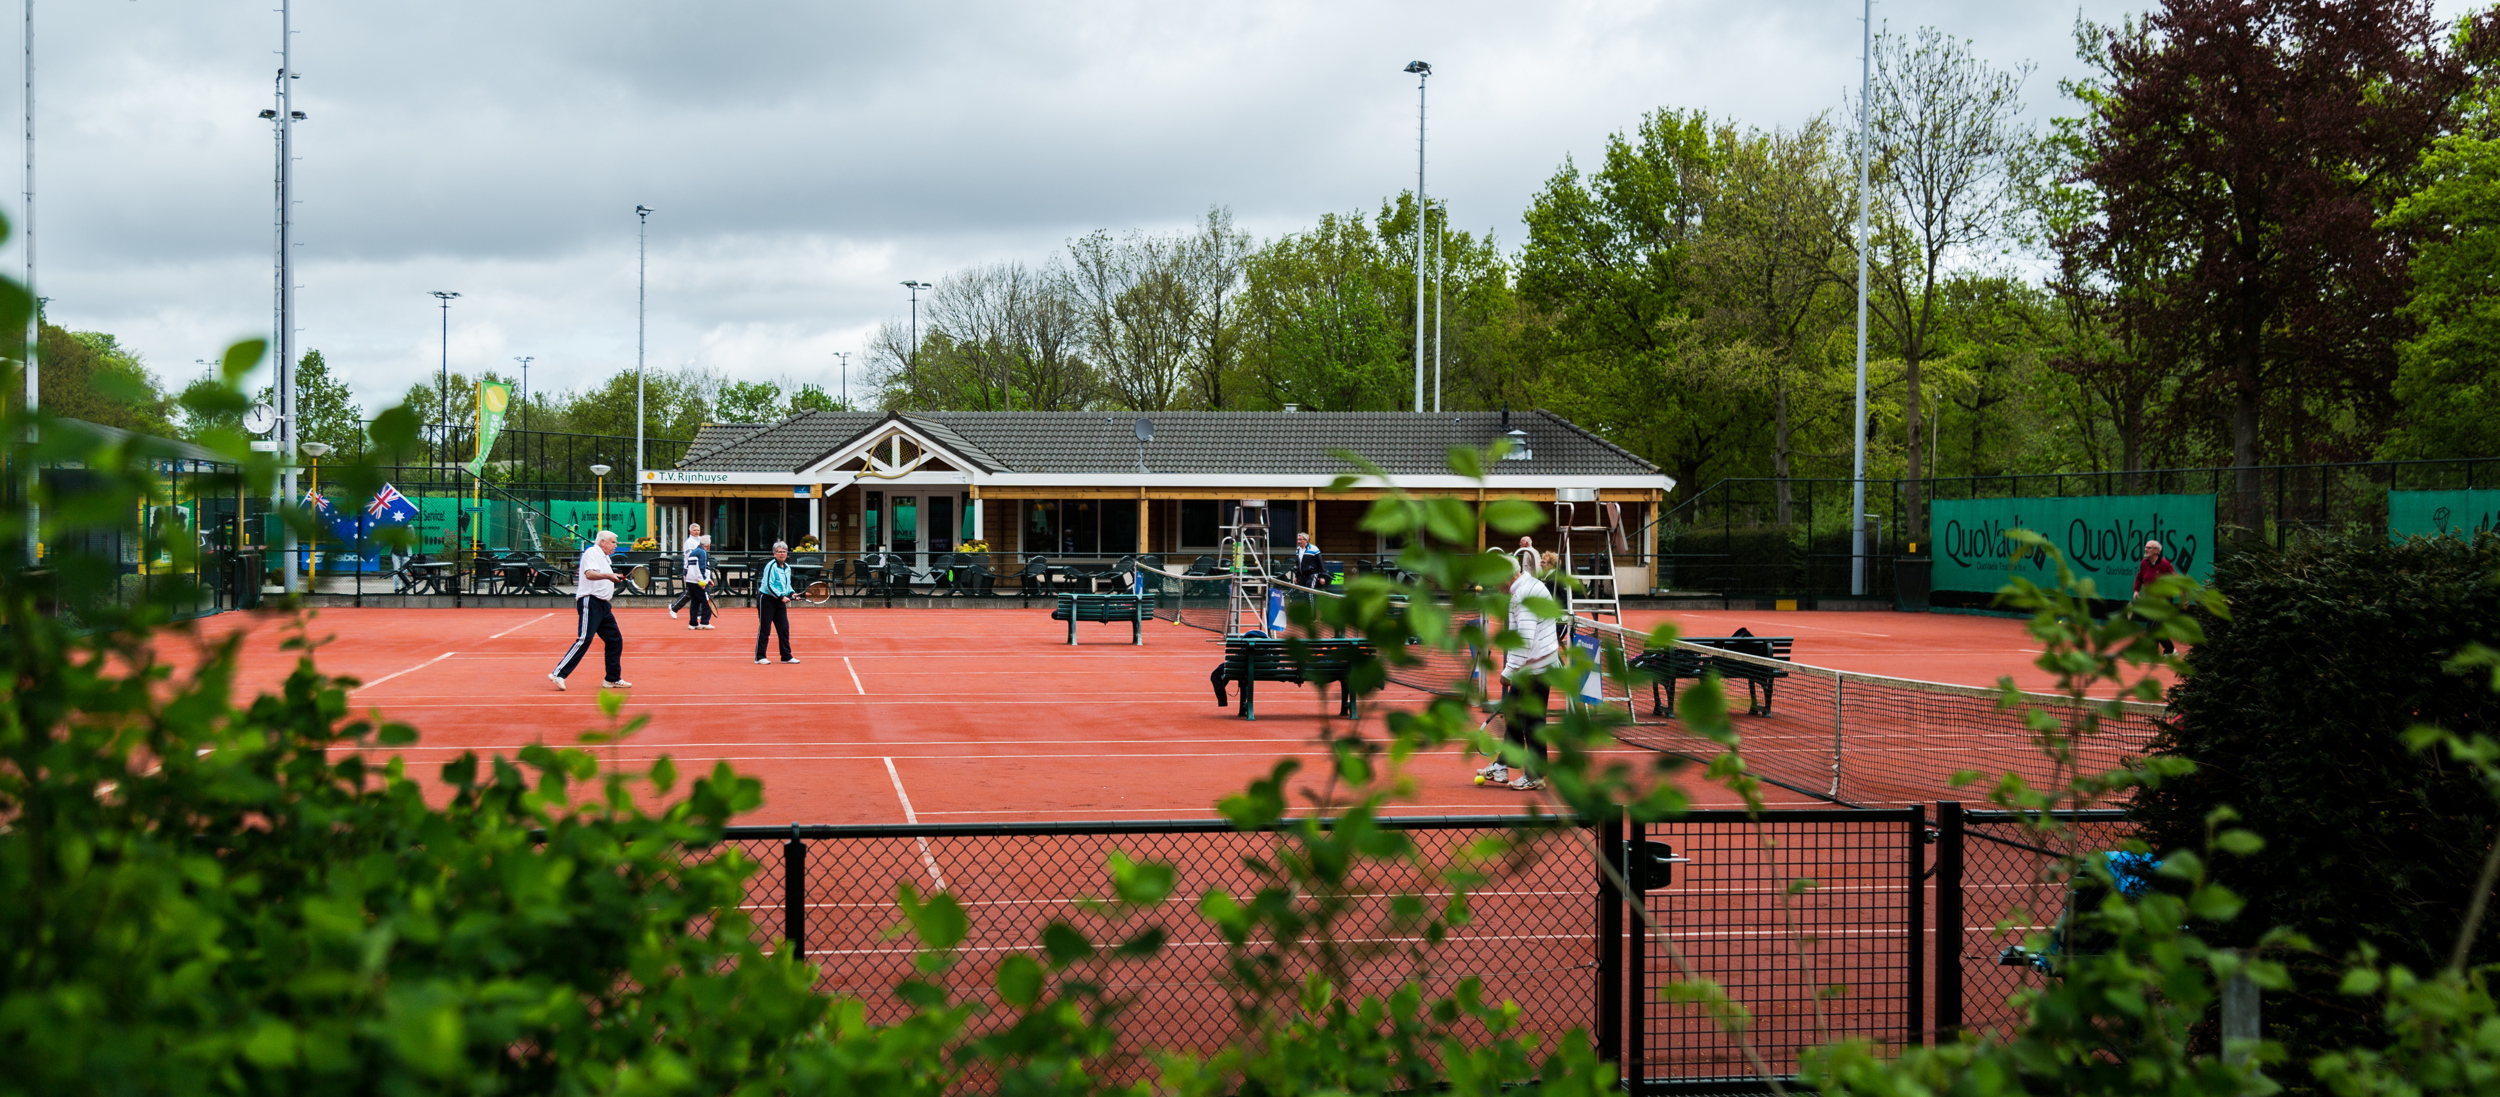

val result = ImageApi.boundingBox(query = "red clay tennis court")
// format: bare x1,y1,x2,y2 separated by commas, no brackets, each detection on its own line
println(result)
168,603,2147,822
162,602,2145,1076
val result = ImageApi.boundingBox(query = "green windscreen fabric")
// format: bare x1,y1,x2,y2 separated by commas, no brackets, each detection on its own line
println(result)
1930,494,2214,595
2389,489,2500,541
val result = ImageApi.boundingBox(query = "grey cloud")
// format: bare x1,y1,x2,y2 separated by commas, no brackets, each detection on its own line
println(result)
25,0,2464,415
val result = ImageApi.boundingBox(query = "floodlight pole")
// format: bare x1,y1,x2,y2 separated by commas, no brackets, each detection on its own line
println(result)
1432,200,1444,413
513,355,532,432
902,280,931,396
1404,60,1430,414
636,205,650,488
274,0,302,594
19,0,33,566
430,291,458,461
834,350,850,408
1849,0,1873,597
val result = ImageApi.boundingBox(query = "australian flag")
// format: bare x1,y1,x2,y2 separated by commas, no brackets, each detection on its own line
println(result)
305,490,356,542
366,483,418,527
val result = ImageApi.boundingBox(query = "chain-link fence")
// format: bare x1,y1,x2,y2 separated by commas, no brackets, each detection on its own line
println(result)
697,810,1958,1088
1935,805,2135,1040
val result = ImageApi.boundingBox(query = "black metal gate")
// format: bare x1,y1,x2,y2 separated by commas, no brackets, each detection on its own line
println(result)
1618,809,1925,1090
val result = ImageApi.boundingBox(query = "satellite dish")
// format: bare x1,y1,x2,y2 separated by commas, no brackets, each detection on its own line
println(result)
1134,418,1154,443
243,404,278,436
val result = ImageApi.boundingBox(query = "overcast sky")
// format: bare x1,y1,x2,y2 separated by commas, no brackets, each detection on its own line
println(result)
9,0,2475,417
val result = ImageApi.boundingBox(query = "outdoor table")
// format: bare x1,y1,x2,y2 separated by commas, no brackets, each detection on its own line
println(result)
405,561,458,595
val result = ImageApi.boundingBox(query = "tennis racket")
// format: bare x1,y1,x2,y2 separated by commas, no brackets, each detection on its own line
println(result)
625,564,651,596
800,580,832,605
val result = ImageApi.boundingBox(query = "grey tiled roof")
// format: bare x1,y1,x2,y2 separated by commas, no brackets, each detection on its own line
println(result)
674,410,1658,478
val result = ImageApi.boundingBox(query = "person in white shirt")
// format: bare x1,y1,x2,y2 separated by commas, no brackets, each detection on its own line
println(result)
548,530,630,691
669,533,715,628
1478,554,1561,791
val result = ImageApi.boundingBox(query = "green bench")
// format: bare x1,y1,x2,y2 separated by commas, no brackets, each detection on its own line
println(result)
1211,636,1373,720
1050,593,1154,646
1629,635,1794,717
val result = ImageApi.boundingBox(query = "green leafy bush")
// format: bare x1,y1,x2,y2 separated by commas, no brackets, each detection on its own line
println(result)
2137,531,2500,1059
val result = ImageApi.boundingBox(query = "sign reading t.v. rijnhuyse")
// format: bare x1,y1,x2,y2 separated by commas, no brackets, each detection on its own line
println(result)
1930,494,2214,596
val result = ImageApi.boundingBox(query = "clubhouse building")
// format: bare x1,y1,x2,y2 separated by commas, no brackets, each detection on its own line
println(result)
639,409,1674,591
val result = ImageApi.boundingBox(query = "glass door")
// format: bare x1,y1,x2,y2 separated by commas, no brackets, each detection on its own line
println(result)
891,495,920,573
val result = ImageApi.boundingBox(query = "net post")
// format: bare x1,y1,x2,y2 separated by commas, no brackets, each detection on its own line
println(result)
1596,811,1623,1068
1830,677,1845,800
1934,801,1963,1040
784,824,808,961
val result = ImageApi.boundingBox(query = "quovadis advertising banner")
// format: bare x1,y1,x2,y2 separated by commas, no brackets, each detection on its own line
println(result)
1930,494,2214,596
2389,489,2500,540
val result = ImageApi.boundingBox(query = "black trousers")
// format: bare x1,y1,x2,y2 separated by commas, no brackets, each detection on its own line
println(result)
755,594,793,661
554,596,623,682
1503,672,1553,770
672,582,714,626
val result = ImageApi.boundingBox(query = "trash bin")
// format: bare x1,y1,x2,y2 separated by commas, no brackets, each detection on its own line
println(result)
1894,556,1931,612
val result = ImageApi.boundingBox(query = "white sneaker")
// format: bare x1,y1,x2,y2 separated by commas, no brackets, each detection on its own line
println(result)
548,673,566,692
781,657,801,664
1477,764,1508,785
668,606,678,619
602,680,632,688
1474,761,1506,778
755,658,769,665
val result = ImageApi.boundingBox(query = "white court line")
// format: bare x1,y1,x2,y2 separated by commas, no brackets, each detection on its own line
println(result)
883,757,948,890
486,612,555,640
826,614,839,635
351,651,456,694
844,656,865,694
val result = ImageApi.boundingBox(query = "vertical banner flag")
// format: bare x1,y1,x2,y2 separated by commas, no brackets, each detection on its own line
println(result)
1929,494,2215,596
464,381,512,477
1266,588,1289,633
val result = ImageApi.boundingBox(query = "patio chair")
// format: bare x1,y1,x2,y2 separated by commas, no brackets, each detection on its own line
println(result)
1007,555,1056,599
791,552,826,592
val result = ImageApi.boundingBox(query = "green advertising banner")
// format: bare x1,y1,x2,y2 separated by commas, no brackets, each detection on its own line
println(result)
462,381,511,477
1931,494,2214,595
2389,489,2500,540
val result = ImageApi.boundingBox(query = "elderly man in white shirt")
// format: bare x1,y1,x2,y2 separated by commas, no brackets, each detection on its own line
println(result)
1478,552,1561,791
549,529,631,691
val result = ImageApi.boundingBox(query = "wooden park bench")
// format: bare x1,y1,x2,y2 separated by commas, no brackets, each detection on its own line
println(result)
1050,592,1154,646
1629,634,1794,717
1211,636,1373,720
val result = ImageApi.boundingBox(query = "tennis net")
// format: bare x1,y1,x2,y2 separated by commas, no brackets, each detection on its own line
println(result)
1134,560,2162,808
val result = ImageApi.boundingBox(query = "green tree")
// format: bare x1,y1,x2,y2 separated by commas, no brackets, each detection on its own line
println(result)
31,324,173,437
1519,108,1770,491
552,366,713,441
1860,26,2036,532
715,378,786,422
1238,211,1407,410
2380,85,2500,460
788,382,846,413
252,350,365,453
1691,116,1856,520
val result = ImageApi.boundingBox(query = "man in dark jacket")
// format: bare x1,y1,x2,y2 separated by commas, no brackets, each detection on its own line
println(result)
1291,532,1325,589
2132,539,2179,654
